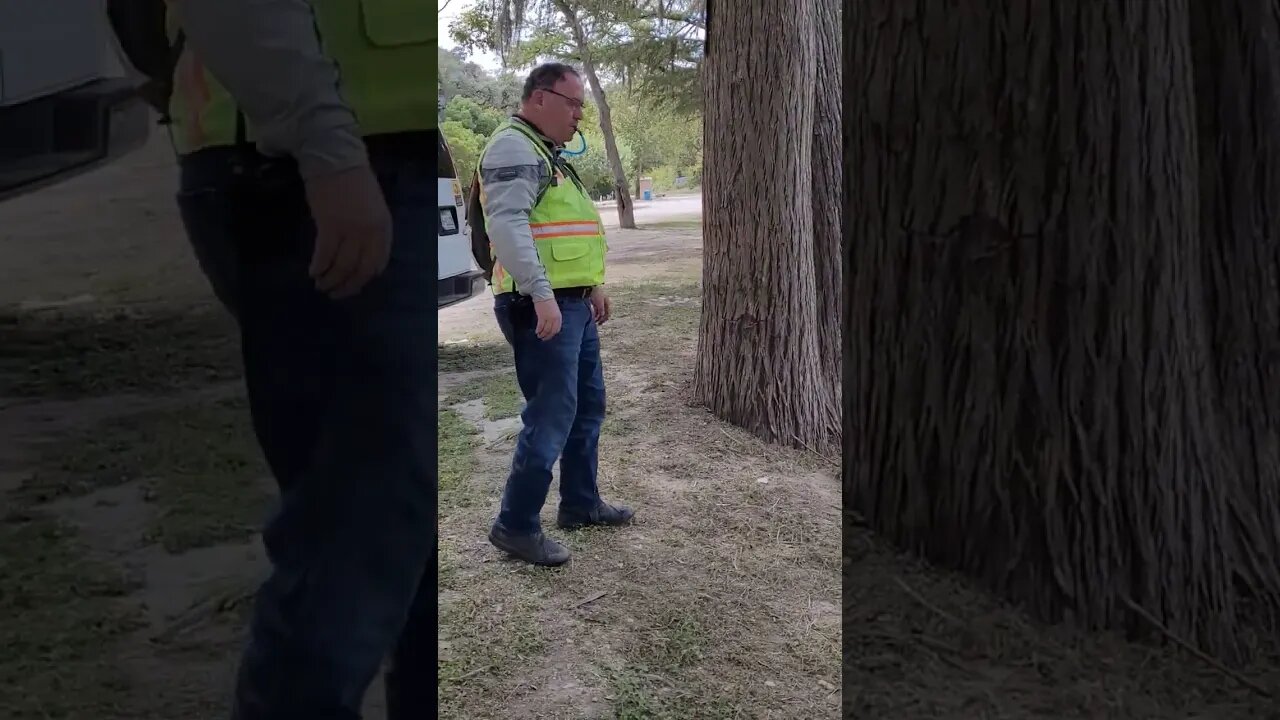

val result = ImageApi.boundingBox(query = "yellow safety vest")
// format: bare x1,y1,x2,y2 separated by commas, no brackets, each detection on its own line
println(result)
480,120,608,294
166,0,435,154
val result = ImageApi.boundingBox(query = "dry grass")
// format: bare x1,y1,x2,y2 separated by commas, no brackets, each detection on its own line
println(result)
844,515,1280,717
0,296,267,718
0,512,145,719
436,276,842,719
0,305,242,399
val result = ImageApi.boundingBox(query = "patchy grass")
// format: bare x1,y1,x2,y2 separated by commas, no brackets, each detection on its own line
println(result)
605,667,741,720
21,395,269,553
437,589,547,718
445,373,523,421
437,393,554,720
0,513,144,719
434,273,842,719
439,340,511,374
439,408,480,507
0,304,241,399
602,413,640,437
608,281,701,358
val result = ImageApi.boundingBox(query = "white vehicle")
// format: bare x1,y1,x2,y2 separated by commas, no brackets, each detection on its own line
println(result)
0,3,150,202
438,133,486,308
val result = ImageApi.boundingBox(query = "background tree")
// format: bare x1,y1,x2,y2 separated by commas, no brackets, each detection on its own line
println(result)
693,0,840,450
438,47,523,111
440,120,485,189
844,0,1280,660
451,0,706,227
610,89,692,197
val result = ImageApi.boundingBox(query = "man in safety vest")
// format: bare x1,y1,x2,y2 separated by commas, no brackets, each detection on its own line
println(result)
477,62,636,567
162,2,434,718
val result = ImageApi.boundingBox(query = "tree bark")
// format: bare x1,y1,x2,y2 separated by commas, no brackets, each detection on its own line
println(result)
552,0,637,229
1187,0,1280,604
810,0,842,404
695,0,837,450
845,0,1257,658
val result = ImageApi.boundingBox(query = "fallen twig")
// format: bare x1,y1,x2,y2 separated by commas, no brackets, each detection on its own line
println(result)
793,434,839,467
894,576,966,629
150,585,256,644
571,590,609,609
453,664,492,683
1121,595,1272,699
718,426,750,451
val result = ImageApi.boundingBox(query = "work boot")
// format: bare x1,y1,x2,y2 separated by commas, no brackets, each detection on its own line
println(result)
556,500,636,530
489,523,571,566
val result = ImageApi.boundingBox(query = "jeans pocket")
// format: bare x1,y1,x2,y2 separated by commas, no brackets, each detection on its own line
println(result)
176,186,241,314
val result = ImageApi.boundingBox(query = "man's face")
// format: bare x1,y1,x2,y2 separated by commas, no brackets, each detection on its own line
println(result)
533,73,585,144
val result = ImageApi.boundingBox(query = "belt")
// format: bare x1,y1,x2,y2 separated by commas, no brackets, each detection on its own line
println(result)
497,286,594,300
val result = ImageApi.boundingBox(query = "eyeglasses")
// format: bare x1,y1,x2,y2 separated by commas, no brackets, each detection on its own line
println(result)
537,87,585,110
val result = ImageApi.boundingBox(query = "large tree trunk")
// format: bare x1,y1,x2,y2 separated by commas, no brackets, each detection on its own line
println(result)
552,0,637,229
695,0,837,450
845,0,1260,658
810,0,842,403
1188,0,1280,602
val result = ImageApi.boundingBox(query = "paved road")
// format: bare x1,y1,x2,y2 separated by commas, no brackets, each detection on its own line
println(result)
597,193,702,227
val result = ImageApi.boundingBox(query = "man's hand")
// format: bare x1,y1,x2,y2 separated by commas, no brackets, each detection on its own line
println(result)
534,297,563,340
305,165,393,299
590,286,612,324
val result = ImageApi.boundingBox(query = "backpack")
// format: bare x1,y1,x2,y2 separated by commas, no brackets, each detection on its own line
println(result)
105,0,186,122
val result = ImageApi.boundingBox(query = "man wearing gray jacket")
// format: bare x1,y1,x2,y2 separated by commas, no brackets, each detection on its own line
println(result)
159,2,435,718
475,62,636,567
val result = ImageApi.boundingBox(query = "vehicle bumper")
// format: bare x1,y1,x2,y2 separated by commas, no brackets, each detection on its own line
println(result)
438,270,486,310
0,78,151,203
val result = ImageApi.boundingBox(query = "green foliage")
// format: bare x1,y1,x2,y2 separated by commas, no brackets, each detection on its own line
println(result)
442,121,486,188
444,96,506,137
609,88,701,193
448,0,705,111
438,46,522,113
443,0,705,199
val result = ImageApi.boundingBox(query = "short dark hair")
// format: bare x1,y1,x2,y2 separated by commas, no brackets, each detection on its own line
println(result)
522,62,581,101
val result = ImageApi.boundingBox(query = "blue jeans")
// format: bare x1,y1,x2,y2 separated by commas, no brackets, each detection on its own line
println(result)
493,292,606,533
175,132,436,720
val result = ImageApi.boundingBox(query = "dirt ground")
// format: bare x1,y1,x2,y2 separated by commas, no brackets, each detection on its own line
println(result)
436,215,840,719
1,132,1278,720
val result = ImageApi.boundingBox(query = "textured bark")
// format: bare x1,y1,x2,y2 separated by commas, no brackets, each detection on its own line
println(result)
844,0,1263,657
553,0,637,228
810,0,842,400
695,0,838,449
1188,0,1280,602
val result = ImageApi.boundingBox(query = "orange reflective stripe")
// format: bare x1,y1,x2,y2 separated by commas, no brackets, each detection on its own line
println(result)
530,221,600,239
535,231,599,240
177,52,210,148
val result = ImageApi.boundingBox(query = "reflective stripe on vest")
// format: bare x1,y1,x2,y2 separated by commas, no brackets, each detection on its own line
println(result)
167,0,436,154
480,120,607,295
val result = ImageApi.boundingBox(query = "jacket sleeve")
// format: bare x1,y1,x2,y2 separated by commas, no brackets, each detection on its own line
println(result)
480,133,554,301
167,0,369,180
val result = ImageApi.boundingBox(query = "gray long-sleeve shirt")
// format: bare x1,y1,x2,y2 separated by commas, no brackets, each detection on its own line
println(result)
167,0,368,180
480,122,557,301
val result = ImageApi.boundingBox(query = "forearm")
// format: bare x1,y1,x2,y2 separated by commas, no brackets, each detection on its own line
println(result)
168,0,367,179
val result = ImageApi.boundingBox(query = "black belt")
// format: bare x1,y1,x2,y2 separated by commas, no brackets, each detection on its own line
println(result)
498,286,593,300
